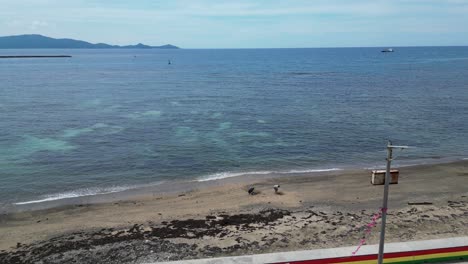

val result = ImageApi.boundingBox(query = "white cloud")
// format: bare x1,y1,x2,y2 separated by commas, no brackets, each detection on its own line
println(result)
30,20,49,30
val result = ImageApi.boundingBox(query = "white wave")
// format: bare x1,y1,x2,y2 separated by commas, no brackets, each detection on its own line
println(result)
14,185,146,205
284,168,342,173
196,168,342,182
197,171,273,182
364,166,383,170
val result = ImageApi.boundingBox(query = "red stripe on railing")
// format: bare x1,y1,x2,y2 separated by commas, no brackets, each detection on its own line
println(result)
270,246,468,264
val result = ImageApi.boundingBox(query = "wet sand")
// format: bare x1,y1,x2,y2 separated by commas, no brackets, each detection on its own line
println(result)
0,160,467,263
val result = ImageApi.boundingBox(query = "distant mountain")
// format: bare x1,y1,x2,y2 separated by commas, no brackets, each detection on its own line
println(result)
0,34,179,49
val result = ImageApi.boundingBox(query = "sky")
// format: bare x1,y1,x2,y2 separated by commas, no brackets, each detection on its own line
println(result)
1,0,468,48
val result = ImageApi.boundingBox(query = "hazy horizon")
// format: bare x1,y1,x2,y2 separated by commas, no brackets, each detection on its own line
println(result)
2,33,468,50
1,1,468,49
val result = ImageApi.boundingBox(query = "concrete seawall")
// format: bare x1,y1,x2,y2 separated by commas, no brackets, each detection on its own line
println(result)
154,236,468,264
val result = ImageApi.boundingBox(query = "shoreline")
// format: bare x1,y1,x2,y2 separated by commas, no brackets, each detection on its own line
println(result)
4,156,466,214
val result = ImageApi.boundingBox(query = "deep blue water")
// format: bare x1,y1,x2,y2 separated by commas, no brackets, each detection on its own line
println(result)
1,47,468,205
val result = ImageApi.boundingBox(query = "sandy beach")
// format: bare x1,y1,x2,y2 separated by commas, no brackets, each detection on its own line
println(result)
0,160,467,263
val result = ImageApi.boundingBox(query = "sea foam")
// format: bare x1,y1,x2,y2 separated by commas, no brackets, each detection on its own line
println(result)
14,186,132,205
196,168,342,182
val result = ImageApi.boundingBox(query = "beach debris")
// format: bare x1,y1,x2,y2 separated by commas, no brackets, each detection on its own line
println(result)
248,187,255,195
273,185,280,194
447,201,464,207
407,202,433,205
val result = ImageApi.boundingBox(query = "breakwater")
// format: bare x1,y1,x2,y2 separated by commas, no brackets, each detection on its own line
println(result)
0,55,71,58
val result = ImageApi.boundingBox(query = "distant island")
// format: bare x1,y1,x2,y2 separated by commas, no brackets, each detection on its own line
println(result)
0,34,179,49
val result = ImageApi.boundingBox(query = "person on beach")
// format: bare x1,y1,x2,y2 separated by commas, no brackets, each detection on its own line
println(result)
273,185,280,194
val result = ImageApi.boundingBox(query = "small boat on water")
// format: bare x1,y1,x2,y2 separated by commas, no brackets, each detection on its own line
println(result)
381,48,394,52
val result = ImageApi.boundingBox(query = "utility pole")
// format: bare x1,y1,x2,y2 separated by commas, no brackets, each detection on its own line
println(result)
377,141,409,264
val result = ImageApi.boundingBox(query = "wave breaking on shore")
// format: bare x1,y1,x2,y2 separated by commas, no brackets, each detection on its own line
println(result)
196,168,342,182
14,186,134,205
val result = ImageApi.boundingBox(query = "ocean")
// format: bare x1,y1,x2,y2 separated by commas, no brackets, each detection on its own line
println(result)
1,47,468,208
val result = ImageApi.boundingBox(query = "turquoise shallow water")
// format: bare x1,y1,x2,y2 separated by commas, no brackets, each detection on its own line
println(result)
1,47,468,206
